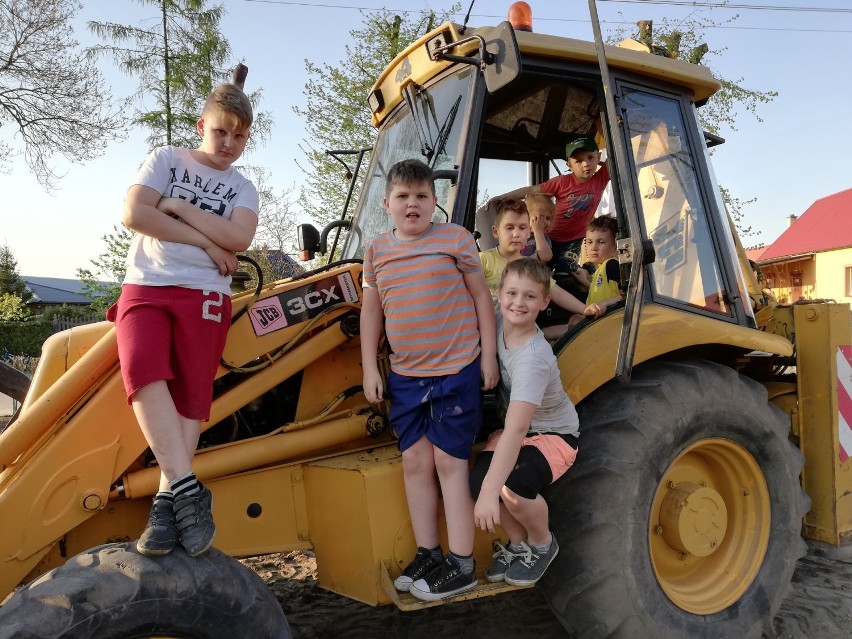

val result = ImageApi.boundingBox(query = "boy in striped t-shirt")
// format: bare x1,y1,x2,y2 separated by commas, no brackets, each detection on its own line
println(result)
361,159,498,601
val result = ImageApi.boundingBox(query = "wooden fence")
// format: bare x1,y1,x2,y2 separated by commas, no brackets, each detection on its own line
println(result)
51,314,103,333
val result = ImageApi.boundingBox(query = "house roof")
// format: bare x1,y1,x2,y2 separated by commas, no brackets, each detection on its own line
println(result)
744,245,766,262
22,277,108,305
759,188,852,262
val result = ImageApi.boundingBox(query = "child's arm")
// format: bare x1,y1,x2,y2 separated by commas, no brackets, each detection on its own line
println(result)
583,302,608,318
571,268,591,290
360,286,385,403
530,216,553,263
474,400,536,533
550,284,587,314
464,270,498,390
157,197,257,252
123,185,238,275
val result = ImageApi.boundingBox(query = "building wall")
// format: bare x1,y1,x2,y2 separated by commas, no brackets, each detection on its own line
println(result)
814,248,852,302
761,257,815,304
760,247,852,304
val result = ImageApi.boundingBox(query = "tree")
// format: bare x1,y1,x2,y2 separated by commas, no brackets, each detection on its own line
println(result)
76,225,133,314
88,0,271,151
0,244,32,304
240,167,304,287
615,12,777,138
295,6,460,228
0,0,125,190
0,293,31,322
608,9,777,235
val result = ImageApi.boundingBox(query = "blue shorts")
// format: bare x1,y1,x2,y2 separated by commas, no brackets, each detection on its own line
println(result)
386,357,482,460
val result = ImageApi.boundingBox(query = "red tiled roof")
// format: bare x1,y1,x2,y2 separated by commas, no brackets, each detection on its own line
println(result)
759,188,852,261
745,245,766,262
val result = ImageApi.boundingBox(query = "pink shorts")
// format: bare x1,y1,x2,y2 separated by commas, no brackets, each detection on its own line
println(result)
109,284,231,420
484,429,578,484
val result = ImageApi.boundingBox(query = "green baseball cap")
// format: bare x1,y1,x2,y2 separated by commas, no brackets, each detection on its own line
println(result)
565,136,598,159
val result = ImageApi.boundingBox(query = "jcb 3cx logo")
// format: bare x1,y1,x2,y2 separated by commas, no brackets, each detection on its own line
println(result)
248,272,359,337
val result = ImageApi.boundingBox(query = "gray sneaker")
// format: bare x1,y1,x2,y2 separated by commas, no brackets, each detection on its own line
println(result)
485,542,525,583
504,537,560,586
136,498,178,556
174,485,216,557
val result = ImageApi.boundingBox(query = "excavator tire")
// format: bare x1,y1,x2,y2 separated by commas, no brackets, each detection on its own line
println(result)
0,542,290,639
540,358,807,638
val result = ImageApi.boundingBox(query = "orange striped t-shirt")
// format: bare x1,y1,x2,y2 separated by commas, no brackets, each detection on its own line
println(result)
363,223,483,376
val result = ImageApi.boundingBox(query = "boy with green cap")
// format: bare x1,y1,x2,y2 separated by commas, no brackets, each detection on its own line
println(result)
480,136,610,274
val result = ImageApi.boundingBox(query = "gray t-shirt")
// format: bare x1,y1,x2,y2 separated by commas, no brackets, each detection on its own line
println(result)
496,312,579,436
123,145,259,296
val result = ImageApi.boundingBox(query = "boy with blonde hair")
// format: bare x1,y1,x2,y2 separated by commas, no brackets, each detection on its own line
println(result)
470,257,580,585
361,159,498,601
111,80,258,558
520,193,555,263
479,199,604,336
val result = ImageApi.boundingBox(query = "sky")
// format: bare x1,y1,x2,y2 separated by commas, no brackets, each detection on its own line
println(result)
3,0,851,278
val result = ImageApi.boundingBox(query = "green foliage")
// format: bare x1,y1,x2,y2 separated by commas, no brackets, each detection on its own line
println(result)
0,244,32,303
607,7,774,236
607,8,777,136
87,0,271,151
296,6,460,228
0,0,125,190
0,318,53,358
0,294,31,321
76,224,132,314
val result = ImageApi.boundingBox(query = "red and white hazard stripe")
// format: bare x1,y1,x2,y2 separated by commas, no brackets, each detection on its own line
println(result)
835,345,852,462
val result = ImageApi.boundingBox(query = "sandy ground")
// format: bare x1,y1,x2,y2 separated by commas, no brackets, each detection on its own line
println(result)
242,545,852,639
3,406,850,638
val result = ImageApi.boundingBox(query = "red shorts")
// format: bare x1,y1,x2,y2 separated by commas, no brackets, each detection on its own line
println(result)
109,284,231,420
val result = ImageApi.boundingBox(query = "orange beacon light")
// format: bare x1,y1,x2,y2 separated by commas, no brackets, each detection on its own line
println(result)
508,2,533,32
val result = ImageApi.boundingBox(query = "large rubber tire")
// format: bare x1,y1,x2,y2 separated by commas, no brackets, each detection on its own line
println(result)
0,542,291,639
540,358,808,638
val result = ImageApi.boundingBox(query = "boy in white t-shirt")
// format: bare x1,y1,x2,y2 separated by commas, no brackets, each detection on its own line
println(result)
109,81,259,558
470,257,580,586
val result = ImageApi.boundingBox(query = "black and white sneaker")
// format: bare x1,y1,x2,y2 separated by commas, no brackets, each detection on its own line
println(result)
394,547,442,592
409,554,477,601
504,537,560,586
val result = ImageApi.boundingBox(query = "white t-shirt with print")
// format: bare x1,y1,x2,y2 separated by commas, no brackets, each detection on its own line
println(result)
123,146,259,296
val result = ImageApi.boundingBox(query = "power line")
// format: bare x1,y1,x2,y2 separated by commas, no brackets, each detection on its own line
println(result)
240,0,852,15
238,1,852,33
603,0,852,12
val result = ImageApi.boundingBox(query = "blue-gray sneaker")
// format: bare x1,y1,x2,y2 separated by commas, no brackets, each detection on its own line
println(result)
485,542,525,583
504,537,559,586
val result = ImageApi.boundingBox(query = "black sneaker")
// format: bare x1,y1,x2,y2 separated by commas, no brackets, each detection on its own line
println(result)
394,547,442,592
485,542,525,583
136,498,178,556
409,554,477,601
174,485,216,557
504,537,560,586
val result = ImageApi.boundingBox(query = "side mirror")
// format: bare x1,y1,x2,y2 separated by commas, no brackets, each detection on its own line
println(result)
297,220,352,261
297,224,321,261
483,21,521,93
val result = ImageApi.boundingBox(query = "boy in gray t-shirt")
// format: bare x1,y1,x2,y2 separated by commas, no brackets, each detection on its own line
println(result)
470,257,579,587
